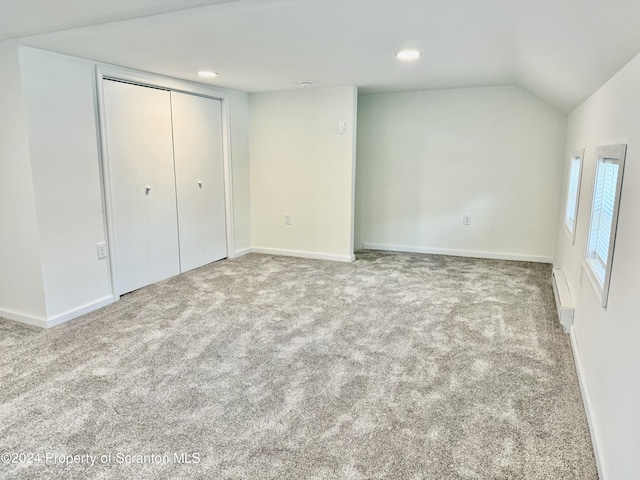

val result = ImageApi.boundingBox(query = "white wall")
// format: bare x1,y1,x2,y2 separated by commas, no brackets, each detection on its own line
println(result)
20,47,113,323
554,51,640,480
356,86,566,262
249,86,358,261
0,42,47,324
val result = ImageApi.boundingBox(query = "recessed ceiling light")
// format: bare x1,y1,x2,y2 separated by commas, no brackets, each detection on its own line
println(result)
396,50,421,61
198,71,218,78
298,81,314,88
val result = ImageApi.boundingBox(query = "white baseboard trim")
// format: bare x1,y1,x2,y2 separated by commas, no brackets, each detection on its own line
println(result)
0,308,48,328
0,295,116,329
233,247,254,258
570,325,607,480
362,243,553,264
252,247,355,263
45,295,116,329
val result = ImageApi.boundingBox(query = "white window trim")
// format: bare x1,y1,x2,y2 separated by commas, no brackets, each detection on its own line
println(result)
583,143,626,308
563,148,584,244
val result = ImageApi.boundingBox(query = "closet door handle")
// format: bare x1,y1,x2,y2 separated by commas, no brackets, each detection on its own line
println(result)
145,186,151,195
198,180,203,189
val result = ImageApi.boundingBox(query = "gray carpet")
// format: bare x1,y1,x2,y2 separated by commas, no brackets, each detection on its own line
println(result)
0,251,597,479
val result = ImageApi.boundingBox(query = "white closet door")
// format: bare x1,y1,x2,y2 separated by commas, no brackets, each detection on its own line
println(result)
171,92,227,272
103,80,180,294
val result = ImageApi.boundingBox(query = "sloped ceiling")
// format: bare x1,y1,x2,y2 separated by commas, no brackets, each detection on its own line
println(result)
4,0,640,113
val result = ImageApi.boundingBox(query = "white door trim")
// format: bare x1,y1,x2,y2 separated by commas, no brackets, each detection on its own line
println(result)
95,64,235,301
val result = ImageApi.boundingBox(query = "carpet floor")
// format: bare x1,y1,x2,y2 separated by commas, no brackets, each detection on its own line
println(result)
0,251,596,479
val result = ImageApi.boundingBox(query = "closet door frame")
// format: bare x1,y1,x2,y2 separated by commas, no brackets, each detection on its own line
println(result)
95,64,235,300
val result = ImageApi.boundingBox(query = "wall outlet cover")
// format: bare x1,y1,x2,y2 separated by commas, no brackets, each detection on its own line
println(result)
97,242,108,259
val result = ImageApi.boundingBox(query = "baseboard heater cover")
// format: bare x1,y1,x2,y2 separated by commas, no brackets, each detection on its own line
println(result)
552,268,575,333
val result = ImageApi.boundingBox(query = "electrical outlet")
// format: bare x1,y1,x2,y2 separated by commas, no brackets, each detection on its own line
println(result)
463,214,472,226
284,213,292,225
97,242,108,259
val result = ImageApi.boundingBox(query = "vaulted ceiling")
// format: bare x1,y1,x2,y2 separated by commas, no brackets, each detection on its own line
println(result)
3,0,640,113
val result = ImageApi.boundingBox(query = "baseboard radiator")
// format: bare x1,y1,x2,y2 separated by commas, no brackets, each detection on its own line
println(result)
552,268,575,333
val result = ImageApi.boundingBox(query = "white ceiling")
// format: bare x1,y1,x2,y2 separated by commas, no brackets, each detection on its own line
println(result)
5,0,640,113
0,0,244,40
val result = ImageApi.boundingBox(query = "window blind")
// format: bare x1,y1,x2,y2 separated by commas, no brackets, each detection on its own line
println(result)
588,158,619,274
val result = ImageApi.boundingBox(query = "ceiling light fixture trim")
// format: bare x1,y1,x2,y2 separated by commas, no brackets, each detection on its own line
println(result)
395,50,421,61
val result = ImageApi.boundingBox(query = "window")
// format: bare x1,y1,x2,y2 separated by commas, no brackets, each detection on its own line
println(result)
563,149,584,243
585,144,627,307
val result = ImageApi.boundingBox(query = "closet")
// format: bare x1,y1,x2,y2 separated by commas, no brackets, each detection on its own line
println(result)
102,79,227,295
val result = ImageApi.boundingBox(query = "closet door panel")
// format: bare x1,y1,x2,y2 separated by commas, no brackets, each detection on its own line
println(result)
103,80,179,294
137,86,181,284
103,80,149,294
171,92,205,271
171,92,227,272
200,99,227,265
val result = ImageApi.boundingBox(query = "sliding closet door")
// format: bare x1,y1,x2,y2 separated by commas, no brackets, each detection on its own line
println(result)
103,80,180,294
171,92,227,272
